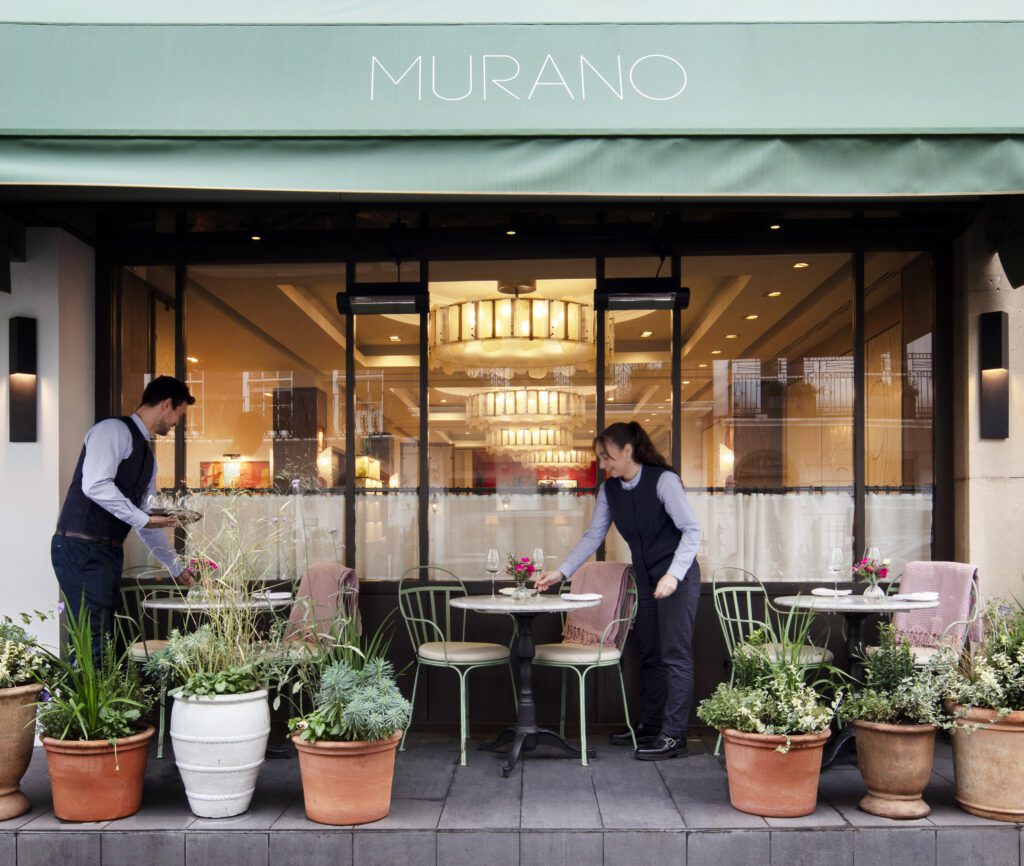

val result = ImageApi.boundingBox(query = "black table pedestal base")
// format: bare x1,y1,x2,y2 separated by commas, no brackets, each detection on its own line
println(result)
480,726,596,777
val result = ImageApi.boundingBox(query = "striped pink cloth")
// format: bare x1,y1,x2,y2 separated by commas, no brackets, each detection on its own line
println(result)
285,562,361,647
562,562,632,648
891,560,980,649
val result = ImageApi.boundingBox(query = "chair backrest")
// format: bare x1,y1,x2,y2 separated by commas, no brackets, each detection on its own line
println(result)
711,566,772,659
562,562,636,649
891,560,980,650
285,562,360,647
397,565,468,649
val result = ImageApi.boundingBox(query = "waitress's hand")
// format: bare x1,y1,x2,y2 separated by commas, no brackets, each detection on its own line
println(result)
533,570,565,592
653,575,679,599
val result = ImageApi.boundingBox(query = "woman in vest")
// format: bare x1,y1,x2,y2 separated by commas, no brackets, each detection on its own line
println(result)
534,421,701,760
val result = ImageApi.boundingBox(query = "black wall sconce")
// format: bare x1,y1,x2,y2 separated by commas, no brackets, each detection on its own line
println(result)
979,311,1009,439
9,316,38,442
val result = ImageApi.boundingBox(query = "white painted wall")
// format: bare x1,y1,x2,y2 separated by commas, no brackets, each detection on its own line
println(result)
0,228,95,652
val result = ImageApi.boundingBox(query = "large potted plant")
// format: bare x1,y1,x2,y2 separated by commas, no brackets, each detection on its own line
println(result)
0,617,49,820
839,624,957,819
698,619,841,818
945,599,1024,822
37,600,154,822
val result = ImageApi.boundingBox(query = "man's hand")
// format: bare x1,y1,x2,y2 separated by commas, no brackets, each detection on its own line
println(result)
653,575,679,599
174,569,195,588
144,515,176,529
533,570,565,592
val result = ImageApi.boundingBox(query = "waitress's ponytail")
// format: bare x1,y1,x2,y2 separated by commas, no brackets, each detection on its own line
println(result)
596,421,673,472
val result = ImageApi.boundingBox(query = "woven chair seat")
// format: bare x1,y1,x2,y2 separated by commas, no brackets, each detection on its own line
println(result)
417,641,510,663
534,642,622,665
865,643,944,665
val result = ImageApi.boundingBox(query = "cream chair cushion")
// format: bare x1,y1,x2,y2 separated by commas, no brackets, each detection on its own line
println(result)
533,642,622,665
764,643,834,665
864,644,941,665
418,641,510,663
129,639,169,661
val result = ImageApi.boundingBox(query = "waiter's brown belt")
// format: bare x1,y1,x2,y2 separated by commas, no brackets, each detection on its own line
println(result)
54,530,123,548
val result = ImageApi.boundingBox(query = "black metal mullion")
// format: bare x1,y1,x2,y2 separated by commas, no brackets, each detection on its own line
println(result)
852,247,866,559
932,242,955,560
418,259,429,576
595,255,606,562
671,253,682,473
344,264,356,571
173,262,186,493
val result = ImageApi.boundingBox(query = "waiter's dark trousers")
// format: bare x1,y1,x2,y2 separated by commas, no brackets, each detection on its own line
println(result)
51,535,124,662
634,561,701,739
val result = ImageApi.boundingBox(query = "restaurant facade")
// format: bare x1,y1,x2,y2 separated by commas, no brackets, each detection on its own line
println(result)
1,5,1022,720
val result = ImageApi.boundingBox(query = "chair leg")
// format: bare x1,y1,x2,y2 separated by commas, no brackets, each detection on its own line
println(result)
577,668,589,767
559,668,568,738
400,663,421,752
458,669,469,767
508,662,518,720
616,666,636,751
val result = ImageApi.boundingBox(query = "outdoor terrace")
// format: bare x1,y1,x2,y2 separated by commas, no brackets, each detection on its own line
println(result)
2,733,1020,866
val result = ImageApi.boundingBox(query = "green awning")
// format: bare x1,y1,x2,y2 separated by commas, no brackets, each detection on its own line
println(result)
2,18,1024,197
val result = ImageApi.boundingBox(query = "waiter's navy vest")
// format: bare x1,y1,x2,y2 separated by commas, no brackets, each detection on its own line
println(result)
56,416,154,542
605,465,682,583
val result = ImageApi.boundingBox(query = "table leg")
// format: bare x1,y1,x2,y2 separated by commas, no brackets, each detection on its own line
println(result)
478,612,596,777
824,611,870,768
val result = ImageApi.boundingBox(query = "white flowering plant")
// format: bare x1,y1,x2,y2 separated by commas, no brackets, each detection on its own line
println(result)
839,623,958,728
697,610,844,751
946,598,1024,716
0,619,50,689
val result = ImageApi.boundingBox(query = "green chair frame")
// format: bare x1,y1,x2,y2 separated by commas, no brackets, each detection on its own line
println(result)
533,570,639,766
397,565,517,766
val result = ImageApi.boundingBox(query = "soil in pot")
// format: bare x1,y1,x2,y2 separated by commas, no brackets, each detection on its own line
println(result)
0,683,43,820
42,725,154,822
949,704,1024,822
853,720,936,819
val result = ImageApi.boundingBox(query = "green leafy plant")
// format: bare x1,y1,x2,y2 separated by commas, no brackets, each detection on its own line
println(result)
947,598,1024,715
0,620,50,689
36,597,152,743
839,623,958,727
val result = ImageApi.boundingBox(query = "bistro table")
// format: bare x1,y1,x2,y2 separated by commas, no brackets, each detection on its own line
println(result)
141,593,293,613
450,593,601,778
774,592,939,764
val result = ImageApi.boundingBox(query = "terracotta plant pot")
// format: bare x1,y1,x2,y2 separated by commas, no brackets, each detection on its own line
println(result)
853,720,936,818
949,704,1024,822
42,724,154,822
292,730,401,825
0,683,43,820
721,728,830,817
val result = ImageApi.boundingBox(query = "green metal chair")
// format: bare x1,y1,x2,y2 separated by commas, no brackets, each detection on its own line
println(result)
397,566,516,766
532,563,639,766
711,566,833,755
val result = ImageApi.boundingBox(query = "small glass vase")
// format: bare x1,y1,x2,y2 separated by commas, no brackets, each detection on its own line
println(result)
512,581,533,604
862,581,886,603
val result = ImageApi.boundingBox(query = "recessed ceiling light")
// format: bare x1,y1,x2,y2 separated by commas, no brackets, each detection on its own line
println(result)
264,392,273,398
250,235,261,241
682,380,690,385
698,363,708,369
439,398,447,403
793,262,810,269
764,291,783,298
506,229,517,236
640,330,654,338
186,356,199,363
388,335,401,342
711,349,723,355
745,314,759,320
769,224,781,230
725,334,738,340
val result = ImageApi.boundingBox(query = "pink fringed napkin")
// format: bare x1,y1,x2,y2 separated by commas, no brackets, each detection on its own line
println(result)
563,562,631,648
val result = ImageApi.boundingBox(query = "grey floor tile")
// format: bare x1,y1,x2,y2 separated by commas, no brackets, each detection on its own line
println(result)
0,773,52,831
603,830,687,866
818,771,933,828
657,753,733,805
590,752,684,829
764,800,848,828
186,831,269,866
676,802,769,829
925,781,1007,827
269,830,353,866
437,759,522,830
393,735,458,800
688,830,769,866
357,798,443,830
106,800,196,831
437,831,518,866
520,831,603,866
936,826,1020,865
521,759,602,829
853,829,936,866
353,830,436,866
0,833,13,866
771,830,853,866
17,831,101,866
19,809,111,831
102,831,185,866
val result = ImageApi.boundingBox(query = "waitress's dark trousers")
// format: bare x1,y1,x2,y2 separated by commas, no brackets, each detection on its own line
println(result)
51,534,124,662
634,560,701,739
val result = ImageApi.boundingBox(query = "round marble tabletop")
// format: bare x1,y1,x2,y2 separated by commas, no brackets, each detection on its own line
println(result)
450,594,600,614
774,594,939,614
142,594,293,612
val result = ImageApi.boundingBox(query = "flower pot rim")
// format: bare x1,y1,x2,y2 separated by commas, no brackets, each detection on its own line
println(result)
170,688,269,704
721,727,831,744
0,682,45,698
852,719,938,734
946,702,1024,724
291,730,402,752
41,723,155,750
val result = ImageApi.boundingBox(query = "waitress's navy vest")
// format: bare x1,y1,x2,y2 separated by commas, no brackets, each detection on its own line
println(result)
604,465,682,584
56,417,154,542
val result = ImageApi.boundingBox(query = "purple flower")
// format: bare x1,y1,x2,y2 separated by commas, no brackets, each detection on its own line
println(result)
40,689,51,703
56,600,65,615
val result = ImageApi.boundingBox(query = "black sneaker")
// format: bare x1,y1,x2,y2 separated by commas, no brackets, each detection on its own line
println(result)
635,734,687,761
609,724,659,746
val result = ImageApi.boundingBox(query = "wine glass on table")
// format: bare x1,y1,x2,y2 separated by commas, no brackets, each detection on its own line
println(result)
827,546,846,598
485,548,501,600
531,547,545,594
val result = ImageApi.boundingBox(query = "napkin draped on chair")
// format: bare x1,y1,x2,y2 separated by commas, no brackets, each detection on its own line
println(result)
562,562,631,648
891,560,980,650
285,562,362,647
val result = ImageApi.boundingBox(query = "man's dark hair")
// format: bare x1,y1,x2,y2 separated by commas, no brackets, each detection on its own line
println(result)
140,376,196,408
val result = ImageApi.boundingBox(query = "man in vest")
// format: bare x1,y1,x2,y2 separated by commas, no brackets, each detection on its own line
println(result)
52,376,195,659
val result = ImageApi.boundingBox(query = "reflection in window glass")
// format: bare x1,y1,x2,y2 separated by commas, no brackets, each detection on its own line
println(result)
426,259,598,578
680,254,855,581
864,252,934,572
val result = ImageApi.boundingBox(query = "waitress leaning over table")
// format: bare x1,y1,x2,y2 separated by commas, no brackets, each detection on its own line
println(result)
534,421,702,761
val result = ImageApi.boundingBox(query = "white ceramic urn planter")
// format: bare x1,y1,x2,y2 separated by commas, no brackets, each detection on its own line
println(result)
170,689,271,818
